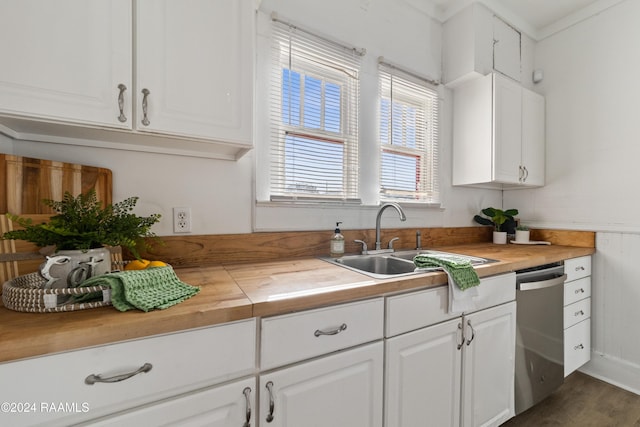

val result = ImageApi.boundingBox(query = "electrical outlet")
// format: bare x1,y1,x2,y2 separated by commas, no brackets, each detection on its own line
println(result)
173,207,192,233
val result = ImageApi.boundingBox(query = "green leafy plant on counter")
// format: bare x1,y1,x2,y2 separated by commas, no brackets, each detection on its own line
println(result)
473,207,519,232
1,189,161,259
516,224,530,231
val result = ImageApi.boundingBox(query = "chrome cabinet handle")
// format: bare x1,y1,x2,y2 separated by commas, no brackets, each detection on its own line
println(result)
314,323,347,337
523,166,529,182
575,310,585,317
141,88,151,126
265,381,275,423
518,165,524,182
457,322,464,350
465,320,475,346
117,84,127,123
575,266,585,271
243,387,252,427
574,343,584,350
85,362,152,385
575,288,585,294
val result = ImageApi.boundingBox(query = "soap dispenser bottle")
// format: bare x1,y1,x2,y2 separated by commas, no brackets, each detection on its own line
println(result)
330,222,345,257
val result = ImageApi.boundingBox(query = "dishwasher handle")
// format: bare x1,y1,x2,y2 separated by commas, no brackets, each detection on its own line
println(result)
517,274,567,291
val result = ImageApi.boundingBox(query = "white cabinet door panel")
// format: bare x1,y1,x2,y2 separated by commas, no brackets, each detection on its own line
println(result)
493,75,522,184
136,0,252,144
260,342,383,427
0,0,132,128
385,318,462,427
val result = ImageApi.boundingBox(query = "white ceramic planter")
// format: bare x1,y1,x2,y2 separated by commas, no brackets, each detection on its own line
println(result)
515,230,530,243
493,231,507,244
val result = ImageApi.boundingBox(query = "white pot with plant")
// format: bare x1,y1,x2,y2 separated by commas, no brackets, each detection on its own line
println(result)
473,207,519,244
515,225,530,243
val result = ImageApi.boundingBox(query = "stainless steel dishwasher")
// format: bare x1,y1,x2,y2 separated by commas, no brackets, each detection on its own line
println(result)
514,262,567,414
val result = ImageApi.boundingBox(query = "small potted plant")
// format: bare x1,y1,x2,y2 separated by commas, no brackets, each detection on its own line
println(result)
515,225,530,243
2,189,161,288
473,207,518,244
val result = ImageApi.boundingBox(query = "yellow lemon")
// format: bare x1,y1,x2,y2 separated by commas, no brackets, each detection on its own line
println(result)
147,260,167,268
125,259,151,270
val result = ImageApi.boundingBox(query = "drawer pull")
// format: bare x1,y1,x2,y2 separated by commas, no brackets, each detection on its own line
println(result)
574,344,584,350
243,387,252,427
575,288,585,294
84,362,152,385
575,266,585,271
265,381,275,423
314,323,347,337
575,310,585,317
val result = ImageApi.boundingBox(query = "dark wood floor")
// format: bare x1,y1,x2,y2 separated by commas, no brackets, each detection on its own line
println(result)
503,372,640,426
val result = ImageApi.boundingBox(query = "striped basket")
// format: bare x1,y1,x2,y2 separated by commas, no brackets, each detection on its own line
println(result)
2,272,112,313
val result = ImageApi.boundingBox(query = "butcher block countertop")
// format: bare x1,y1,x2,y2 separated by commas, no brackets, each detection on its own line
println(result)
0,243,594,363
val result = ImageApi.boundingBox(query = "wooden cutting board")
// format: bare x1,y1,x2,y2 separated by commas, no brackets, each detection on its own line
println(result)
0,154,113,280
0,154,112,214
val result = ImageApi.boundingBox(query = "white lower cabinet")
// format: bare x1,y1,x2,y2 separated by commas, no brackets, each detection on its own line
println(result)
259,342,384,427
82,377,256,427
0,319,257,427
563,256,592,376
385,273,516,427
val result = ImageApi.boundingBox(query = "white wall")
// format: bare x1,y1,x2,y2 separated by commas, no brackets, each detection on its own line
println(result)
502,0,640,392
3,0,501,236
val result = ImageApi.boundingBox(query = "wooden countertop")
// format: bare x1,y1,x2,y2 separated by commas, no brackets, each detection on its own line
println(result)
0,243,594,363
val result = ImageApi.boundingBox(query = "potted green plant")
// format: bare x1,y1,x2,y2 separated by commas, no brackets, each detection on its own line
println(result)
515,224,530,242
2,189,161,288
473,207,518,244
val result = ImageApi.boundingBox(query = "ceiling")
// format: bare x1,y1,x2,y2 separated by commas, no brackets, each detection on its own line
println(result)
409,0,626,40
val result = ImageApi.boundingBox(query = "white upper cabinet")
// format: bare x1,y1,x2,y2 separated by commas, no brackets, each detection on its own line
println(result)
0,0,254,160
0,0,132,128
443,3,521,86
135,0,253,145
453,73,545,189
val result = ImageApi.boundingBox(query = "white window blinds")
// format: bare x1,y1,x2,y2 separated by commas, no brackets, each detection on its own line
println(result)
269,19,362,201
379,62,440,204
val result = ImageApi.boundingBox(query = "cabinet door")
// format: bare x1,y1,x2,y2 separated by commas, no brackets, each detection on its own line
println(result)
493,16,521,82
521,88,545,186
0,0,132,128
136,0,253,145
385,318,462,427
83,377,256,427
260,342,383,427
462,302,516,427
493,74,522,184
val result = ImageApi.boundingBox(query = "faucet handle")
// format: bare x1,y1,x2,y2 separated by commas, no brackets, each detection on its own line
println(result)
388,237,399,250
354,240,368,254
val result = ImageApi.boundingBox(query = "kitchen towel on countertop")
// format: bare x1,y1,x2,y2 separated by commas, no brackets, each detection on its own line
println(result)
413,253,480,314
77,266,200,312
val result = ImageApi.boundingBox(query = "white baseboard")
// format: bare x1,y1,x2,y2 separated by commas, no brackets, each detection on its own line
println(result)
578,352,640,395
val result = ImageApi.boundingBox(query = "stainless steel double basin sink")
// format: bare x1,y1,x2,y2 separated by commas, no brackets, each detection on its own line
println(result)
322,250,496,279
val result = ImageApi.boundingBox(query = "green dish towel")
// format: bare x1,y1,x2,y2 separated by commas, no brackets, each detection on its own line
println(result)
78,266,200,312
413,254,480,290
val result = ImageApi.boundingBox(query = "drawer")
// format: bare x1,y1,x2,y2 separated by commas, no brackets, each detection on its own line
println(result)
0,319,257,427
564,318,591,377
261,298,384,370
564,276,591,306
385,272,515,337
385,286,456,337
564,297,591,329
564,256,591,282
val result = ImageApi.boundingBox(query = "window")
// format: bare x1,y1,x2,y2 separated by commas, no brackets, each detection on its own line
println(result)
269,20,362,201
379,62,440,203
